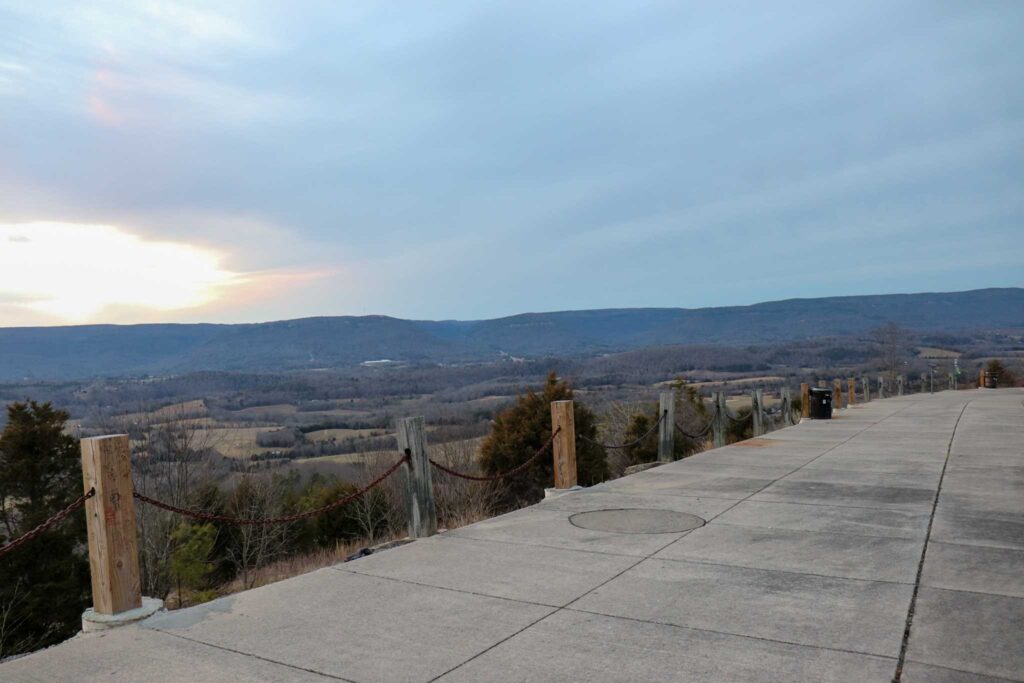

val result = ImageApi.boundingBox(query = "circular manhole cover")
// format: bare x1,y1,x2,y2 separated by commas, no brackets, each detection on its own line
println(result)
568,508,705,534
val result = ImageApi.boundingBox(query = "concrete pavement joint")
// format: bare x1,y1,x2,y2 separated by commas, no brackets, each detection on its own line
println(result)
445,530,681,559
145,626,358,682
702,497,936,514
644,554,919,586
679,400,921,533
562,605,899,663
707,519,928,542
330,565,563,609
430,528,690,681
892,399,972,683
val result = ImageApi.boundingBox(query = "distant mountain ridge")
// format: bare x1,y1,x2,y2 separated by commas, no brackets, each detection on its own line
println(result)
1,288,1021,381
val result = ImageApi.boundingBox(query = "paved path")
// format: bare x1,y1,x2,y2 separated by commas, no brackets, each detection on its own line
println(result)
4,390,1022,682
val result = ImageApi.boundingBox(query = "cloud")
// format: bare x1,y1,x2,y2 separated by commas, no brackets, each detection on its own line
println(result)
0,1,1021,323
0,222,244,322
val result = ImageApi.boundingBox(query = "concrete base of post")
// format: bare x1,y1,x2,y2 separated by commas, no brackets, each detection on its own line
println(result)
82,597,163,633
544,485,583,500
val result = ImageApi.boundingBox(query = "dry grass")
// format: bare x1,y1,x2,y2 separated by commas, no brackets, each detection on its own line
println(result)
231,403,300,416
205,427,277,458
119,399,208,424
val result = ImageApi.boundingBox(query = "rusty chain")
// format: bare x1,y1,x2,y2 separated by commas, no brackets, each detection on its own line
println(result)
133,453,409,526
0,488,95,559
428,428,560,482
726,410,753,425
675,413,716,440
577,411,667,450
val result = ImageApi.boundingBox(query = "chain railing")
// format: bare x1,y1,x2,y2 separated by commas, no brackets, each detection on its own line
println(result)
133,453,409,526
674,412,716,440
428,428,560,482
1,378,964,622
726,410,753,424
577,412,666,450
0,488,95,559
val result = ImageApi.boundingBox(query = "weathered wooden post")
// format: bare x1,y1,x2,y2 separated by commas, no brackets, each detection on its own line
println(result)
832,379,843,410
751,389,764,436
397,416,437,538
658,390,674,463
712,391,727,448
550,400,577,489
979,368,985,388
861,376,870,402
780,387,792,425
878,375,885,399
898,375,904,396
800,383,810,419
81,435,162,631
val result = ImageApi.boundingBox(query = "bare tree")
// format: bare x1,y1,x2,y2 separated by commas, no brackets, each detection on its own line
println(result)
346,451,405,545
429,438,498,530
0,579,28,659
225,474,291,590
873,322,911,382
597,399,647,478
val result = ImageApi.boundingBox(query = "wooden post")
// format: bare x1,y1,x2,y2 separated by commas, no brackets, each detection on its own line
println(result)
396,416,437,538
780,387,792,426
658,391,674,463
81,435,142,616
878,375,885,399
860,376,869,402
751,389,764,436
550,400,577,489
800,383,810,419
898,375,904,396
832,379,843,410
712,391,727,448
847,378,856,405
979,368,985,388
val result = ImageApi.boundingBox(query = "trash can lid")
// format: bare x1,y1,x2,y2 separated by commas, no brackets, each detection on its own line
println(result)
809,387,831,395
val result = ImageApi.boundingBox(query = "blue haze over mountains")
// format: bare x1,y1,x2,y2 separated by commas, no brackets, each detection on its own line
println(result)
0,288,1021,381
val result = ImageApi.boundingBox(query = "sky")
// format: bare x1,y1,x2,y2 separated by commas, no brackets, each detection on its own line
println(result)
1,1,1022,327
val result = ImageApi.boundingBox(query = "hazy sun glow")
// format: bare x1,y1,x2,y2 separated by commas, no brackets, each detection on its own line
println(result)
0,222,241,323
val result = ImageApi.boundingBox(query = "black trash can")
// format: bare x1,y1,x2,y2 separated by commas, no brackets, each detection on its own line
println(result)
985,371,998,389
808,387,832,419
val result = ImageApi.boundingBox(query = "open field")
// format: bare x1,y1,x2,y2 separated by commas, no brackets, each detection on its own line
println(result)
304,428,383,443
916,346,961,358
203,427,279,458
120,399,209,423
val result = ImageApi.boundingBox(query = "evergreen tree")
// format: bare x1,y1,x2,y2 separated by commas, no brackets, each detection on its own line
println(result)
169,523,217,608
0,401,90,657
479,372,607,509
986,359,1017,386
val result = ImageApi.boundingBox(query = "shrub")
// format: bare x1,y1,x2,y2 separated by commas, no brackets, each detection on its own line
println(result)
479,372,607,509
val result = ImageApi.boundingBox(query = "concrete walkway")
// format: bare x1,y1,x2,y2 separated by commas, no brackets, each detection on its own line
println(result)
4,390,1022,682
